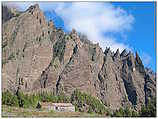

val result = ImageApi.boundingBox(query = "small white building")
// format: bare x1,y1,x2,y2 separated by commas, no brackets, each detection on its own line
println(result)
41,102,75,112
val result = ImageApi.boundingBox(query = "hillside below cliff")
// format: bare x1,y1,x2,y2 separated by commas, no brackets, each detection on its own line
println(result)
2,4,156,111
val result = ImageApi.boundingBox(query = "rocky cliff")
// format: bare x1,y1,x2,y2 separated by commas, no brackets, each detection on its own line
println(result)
2,4,156,111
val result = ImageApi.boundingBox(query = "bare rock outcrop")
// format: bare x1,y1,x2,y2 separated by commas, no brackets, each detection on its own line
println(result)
2,4,54,93
2,4,156,112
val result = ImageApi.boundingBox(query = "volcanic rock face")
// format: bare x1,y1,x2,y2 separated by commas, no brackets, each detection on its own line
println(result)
2,4,156,111
2,4,53,93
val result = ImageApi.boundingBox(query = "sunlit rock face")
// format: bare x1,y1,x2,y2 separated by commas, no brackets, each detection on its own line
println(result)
2,4,156,111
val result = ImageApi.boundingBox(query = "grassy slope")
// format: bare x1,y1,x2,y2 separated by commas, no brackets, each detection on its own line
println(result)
2,105,106,117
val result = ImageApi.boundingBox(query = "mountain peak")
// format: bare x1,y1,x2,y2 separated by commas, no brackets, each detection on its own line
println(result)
27,4,39,11
114,49,120,57
135,51,143,65
120,49,127,57
26,4,47,26
48,20,54,28
27,4,41,15
2,3,156,113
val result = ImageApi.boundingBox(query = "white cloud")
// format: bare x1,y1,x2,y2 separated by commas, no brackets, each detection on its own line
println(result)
2,1,59,11
2,1,35,11
3,2,134,52
54,2,134,51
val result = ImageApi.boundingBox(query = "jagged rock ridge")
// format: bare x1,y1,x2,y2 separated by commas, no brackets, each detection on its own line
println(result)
2,4,156,111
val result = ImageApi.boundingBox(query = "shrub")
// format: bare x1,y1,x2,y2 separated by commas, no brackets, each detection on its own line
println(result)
37,92,57,103
37,92,70,103
71,89,107,114
113,108,125,117
112,107,139,117
2,41,7,49
132,110,139,117
139,97,156,117
113,108,124,117
11,24,20,45
2,60,8,66
64,35,71,40
15,13,20,17
30,94,39,108
87,106,93,114
53,39,66,62
16,91,26,107
2,90,72,109
2,91,19,107
8,53,15,60
111,97,156,117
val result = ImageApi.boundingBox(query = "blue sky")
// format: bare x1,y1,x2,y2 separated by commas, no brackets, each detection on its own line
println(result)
111,2,156,71
4,2,156,71
43,2,156,71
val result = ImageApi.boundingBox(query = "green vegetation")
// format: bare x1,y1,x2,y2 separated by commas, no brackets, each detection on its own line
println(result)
2,90,70,109
10,19,21,45
2,90,105,115
64,35,71,41
139,97,156,117
71,89,107,115
15,13,21,17
2,60,9,66
50,57,60,68
2,91,19,107
2,41,8,49
2,90,156,117
17,91,29,108
37,92,70,103
89,47,96,61
124,95,128,102
11,30,17,44
11,27,18,45
53,39,66,62
2,52,16,66
112,97,156,117
2,90,38,108
8,52,16,60
112,107,138,117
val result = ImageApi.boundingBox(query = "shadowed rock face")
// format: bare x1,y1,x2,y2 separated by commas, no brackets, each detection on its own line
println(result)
2,6,14,23
2,4,156,111
2,5,22,23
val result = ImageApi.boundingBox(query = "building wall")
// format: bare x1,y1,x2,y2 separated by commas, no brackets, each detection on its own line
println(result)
55,106,75,112
42,105,75,112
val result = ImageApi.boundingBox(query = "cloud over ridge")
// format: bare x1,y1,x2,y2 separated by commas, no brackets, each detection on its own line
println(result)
54,2,134,51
